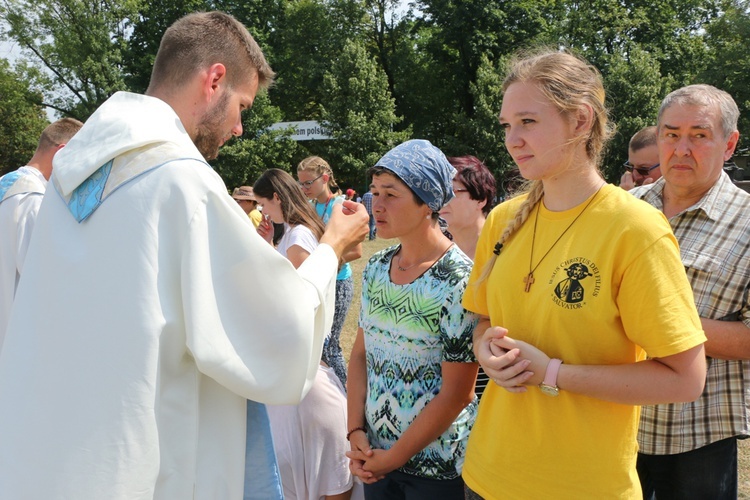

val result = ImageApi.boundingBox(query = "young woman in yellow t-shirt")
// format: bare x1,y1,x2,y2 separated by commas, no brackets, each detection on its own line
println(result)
461,49,707,499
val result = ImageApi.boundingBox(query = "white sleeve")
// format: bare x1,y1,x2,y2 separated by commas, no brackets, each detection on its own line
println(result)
181,190,337,405
283,225,319,255
13,193,43,275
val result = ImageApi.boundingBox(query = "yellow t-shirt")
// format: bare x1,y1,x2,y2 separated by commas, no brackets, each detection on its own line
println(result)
248,209,262,228
462,184,705,499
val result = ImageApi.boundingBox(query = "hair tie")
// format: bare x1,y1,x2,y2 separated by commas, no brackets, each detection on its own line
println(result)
493,243,503,256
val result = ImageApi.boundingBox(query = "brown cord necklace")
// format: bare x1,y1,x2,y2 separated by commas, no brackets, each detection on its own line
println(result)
524,186,603,292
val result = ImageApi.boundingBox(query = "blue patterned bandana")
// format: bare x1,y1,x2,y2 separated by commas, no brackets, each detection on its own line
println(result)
375,139,456,212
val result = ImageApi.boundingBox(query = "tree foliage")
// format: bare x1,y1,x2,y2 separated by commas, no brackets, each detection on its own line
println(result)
0,60,49,176
451,54,509,174
701,0,750,152
1,0,142,120
2,0,750,186
267,0,366,121
600,47,666,179
319,39,411,191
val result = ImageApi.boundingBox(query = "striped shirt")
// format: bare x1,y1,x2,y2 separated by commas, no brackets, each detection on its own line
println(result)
632,172,750,455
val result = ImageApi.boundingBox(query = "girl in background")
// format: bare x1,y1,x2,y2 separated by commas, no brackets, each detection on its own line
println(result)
297,157,362,387
254,169,353,500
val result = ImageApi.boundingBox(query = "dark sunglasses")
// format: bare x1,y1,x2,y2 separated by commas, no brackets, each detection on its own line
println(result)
623,162,659,176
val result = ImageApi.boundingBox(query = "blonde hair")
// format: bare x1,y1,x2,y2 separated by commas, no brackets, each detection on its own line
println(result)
297,156,340,195
477,49,613,284
37,117,83,152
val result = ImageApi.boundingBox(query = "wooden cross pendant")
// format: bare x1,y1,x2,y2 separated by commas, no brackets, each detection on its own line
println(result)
523,272,535,292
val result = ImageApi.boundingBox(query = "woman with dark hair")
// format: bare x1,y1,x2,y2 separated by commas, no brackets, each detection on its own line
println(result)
254,168,353,500
254,169,325,265
439,156,496,401
346,140,479,499
440,156,496,260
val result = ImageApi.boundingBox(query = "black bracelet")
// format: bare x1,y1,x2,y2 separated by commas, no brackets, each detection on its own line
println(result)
346,426,367,441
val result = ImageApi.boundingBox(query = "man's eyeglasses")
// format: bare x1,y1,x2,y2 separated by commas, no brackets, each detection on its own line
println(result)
623,162,659,177
298,174,323,188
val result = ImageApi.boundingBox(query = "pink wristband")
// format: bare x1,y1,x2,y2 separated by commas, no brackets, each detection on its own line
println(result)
539,358,563,396
543,358,563,387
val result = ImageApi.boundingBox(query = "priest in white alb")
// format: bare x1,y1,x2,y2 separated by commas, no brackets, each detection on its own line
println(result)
0,118,82,349
0,11,368,500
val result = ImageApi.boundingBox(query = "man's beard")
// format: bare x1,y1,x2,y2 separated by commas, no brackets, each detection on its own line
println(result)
193,91,231,160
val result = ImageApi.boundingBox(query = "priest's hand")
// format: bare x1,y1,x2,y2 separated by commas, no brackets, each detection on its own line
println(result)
320,200,368,259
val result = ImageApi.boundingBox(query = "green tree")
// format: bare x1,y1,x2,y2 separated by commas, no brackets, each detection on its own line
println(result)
416,0,556,118
267,0,367,121
319,39,411,190
1,0,143,120
361,0,408,98
600,46,666,182
0,60,49,176
451,54,509,176
559,0,718,83
398,0,555,154
213,91,300,188
701,0,750,151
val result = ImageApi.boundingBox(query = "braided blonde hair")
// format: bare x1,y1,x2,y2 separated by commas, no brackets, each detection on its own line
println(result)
297,156,340,195
476,49,613,284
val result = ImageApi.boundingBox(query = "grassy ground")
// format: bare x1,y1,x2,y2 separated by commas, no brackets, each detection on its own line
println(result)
742,443,750,497
341,237,750,496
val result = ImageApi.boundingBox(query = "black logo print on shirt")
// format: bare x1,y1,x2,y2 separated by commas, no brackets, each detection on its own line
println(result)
548,258,601,310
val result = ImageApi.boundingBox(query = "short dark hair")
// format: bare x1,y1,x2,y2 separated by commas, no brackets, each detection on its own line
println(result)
447,156,497,216
628,126,657,153
149,11,275,93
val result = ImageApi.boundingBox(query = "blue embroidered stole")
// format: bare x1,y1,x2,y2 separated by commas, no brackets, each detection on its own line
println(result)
0,169,45,202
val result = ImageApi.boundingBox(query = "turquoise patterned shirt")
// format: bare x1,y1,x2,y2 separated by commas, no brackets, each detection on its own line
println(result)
359,245,478,480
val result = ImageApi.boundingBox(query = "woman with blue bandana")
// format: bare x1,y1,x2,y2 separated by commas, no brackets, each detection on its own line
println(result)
346,139,479,499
